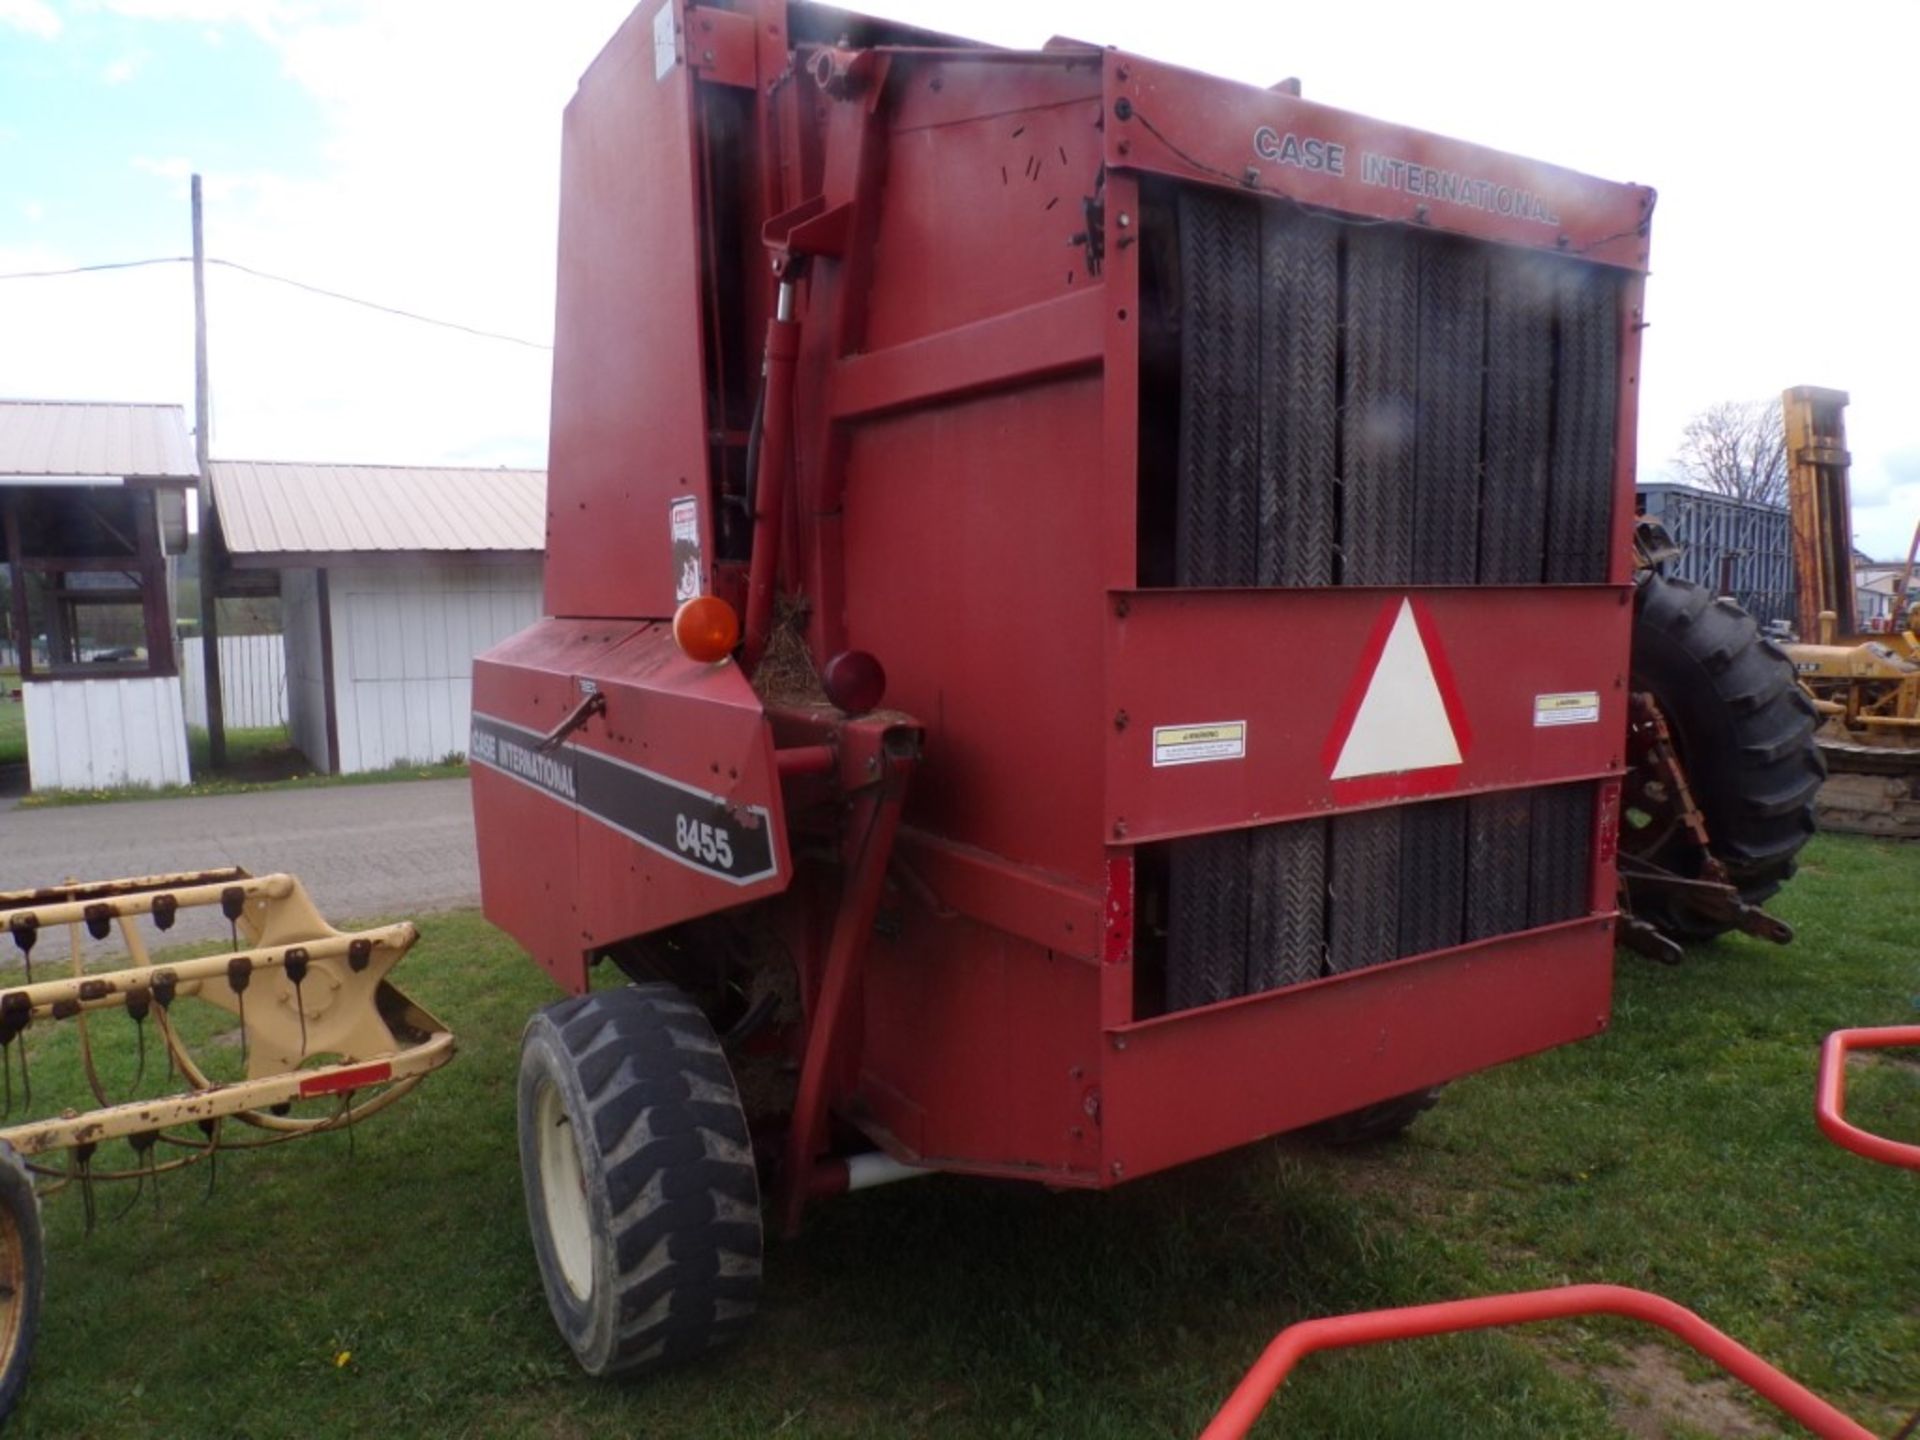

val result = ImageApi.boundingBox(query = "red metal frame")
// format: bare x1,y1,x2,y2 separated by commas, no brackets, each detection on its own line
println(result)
1816,1024,1920,1170
1197,1285,1876,1440
1201,1024,1916,1437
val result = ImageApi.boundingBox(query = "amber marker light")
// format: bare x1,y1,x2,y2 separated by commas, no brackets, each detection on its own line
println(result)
673,595,740,663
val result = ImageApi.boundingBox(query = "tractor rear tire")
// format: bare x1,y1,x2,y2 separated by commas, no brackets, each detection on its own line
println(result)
517,983,762,1379
1627,575,1823,941
0,1141,43,1422
1296,1087,1442,1146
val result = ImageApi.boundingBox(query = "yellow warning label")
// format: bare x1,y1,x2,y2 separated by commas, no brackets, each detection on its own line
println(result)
1152,721,1248,767
1534,691,1601,727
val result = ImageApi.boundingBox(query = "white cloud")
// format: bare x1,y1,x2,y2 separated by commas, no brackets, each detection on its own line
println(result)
21,200,44,223
0,0,60,39
101,50,149,84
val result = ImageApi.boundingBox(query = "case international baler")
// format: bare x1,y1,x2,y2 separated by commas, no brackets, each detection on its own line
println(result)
471,0,1659,1376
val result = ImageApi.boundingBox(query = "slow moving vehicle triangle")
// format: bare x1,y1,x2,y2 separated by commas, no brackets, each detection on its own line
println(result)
1324,597,1471,801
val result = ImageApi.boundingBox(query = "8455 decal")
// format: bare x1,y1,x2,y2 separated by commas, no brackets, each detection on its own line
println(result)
675,812,735,871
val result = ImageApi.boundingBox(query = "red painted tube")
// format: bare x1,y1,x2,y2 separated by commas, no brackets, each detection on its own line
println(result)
1817,1024,1920,1171
776,744,838,778
743,283,802,673
1199,1284,1875,1440
778,748,913,1235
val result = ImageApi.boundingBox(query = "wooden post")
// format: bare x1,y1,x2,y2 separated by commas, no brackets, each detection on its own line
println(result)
193,173,226,766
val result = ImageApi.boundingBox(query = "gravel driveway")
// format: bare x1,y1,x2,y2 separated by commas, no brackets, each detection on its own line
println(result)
0,778,479,952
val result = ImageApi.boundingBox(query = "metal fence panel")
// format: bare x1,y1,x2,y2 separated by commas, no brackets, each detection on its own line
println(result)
181,634,287,730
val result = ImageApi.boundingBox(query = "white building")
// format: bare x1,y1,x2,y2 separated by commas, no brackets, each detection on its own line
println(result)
1,400,196,791
211,460,544,775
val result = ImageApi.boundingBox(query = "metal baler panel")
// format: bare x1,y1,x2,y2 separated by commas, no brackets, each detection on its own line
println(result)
1101,918,1614,1184
543,0,716,620
1103,51,1653,270
472,618,789,992
1104,586,1626,839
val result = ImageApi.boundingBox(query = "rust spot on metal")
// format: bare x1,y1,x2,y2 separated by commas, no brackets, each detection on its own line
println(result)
83,903,112,941
78,979,111,1002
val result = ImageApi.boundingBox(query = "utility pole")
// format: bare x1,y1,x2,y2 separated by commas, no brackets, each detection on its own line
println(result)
193,172,226,768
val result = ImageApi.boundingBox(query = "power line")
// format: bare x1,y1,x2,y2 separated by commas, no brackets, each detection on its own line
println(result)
206,259,551,350
0,256,189,280
0,253,553,351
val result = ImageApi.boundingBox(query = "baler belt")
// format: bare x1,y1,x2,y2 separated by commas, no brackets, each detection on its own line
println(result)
1166,829,1252,1010
1246,819,1327,992
1546,263,1620,584
1397,798,1468,958
1339,227,1420,587
1465,791,1533,940
1410,240,1485,584
1175,187,1262,588
1529,784,1595,927
1478,253,1557,582
1327,809,1402,975
1257,210,1339,587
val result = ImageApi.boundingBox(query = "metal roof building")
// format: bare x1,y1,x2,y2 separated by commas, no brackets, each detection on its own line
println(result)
0,399,198,483
211,460,543,564
207,460,546,777
1,400,198,793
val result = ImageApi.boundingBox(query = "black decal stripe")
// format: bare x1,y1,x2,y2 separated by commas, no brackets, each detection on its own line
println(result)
470,712,778,887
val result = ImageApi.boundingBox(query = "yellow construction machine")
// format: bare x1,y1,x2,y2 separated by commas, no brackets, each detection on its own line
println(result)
1779,386,1920,835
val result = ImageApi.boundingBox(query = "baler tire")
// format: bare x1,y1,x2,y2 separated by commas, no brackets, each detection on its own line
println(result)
1297,1087,1442,1146
517,983,762,1379
0,1141,43,1423
1626,574,1823,942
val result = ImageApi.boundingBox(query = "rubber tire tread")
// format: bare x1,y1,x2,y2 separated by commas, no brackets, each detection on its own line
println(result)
1627,574,1824,939
0,1142,43,1424
517,983,762,1378
1297,1087,1443,1146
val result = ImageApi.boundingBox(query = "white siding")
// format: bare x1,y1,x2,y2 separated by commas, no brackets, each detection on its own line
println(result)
23,676,192,791
329,562,541,774
181,635,288,729
282,569,331,774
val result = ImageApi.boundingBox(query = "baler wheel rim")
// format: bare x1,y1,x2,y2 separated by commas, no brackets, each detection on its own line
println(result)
532,1078,595,1303
0,1142,44,1423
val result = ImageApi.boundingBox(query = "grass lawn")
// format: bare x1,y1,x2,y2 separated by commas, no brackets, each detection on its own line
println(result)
13,726,466,808
6,834,1917,1438
0,696,22,769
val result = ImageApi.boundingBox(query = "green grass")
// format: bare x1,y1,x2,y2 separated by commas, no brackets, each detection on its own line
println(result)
15,726,466,808
0,694,22,768
8,835,1919,1438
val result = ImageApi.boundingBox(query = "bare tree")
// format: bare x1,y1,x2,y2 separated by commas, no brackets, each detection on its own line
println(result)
1672,397,1788,507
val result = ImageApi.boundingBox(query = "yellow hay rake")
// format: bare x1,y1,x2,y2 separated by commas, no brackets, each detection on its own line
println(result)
0,867,453,1417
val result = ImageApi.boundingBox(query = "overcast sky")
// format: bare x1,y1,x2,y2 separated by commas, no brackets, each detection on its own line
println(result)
2,0,1916,555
